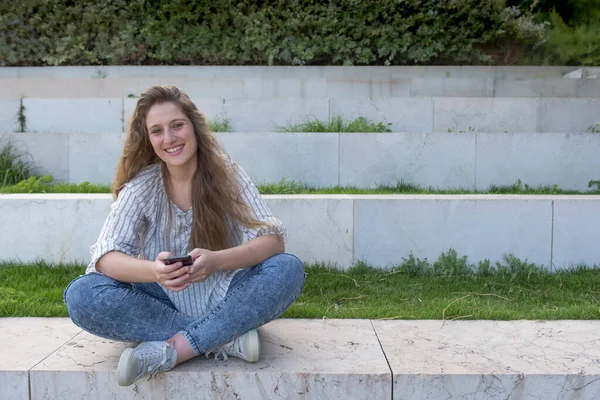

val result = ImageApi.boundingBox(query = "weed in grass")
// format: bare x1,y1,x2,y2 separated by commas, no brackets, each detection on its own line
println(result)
275,115,392,133
0,142,34,186
207,116,232,132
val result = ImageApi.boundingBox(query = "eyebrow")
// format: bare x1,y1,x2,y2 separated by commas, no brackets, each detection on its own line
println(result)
147,118,186,130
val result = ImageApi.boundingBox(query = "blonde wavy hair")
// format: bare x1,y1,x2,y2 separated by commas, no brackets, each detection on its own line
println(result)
113,85,267,251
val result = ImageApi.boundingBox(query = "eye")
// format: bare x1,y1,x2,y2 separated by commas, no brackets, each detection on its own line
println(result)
150,128,162,135
173,122,184,129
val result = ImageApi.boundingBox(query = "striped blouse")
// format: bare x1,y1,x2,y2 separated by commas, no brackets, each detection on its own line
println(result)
86,161,286,318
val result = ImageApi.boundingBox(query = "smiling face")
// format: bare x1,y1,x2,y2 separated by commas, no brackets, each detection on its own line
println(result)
146,102,198,173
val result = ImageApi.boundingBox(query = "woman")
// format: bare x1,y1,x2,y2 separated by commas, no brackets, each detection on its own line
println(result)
64,85,305,387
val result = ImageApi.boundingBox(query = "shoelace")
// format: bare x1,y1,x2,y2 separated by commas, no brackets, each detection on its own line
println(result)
207,348,229,361
205,338,244,361
142,345,171,381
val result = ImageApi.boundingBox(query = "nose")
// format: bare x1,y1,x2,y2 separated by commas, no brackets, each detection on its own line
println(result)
163,127,176,143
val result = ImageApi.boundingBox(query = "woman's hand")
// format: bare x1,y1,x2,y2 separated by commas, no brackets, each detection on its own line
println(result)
155,251,191,292
187,248,221,283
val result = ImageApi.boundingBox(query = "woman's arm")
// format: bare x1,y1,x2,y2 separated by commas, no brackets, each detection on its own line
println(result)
97,250,193,291
96,251,157,282
188,233,284,279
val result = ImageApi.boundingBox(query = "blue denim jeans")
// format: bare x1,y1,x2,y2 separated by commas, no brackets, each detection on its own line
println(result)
64,253,305,355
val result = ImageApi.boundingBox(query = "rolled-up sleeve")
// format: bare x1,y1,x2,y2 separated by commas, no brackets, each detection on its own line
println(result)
235,163,287,243
87,185,145,273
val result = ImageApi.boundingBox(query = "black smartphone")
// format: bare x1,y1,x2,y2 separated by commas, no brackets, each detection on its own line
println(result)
163,255,193,266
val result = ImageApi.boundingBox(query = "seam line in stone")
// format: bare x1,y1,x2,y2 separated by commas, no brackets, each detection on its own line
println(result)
29,329,84,373
474,132,478,191
550,200,555,271
370,320,393,400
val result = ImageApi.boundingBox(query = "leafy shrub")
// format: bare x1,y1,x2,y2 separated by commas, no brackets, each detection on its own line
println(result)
541,9,600,65
0,0,545,66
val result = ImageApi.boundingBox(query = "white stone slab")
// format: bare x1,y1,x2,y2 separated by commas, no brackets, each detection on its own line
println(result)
223,98,329,132
373,320,600,400
434,98,538,133
243,78,328,98
30,319,390,399
339,132,475,189
265,196,354,266
0,195,112,264
391,66,496,80
217,132,338,187
1,65,575,80
158,78,244,98
494,78,577,97
578,79,600,98
0,100,20,132
24,98,123,133
330,98,433,133
327,79,411,98
124,97,225,129
353,197,553,267
553,199,600,269
411,78,494,97
68,132,124,184
539,98,600,132
495,66,572,79
0,318,81,400
0,132,70,182
476,132,600,191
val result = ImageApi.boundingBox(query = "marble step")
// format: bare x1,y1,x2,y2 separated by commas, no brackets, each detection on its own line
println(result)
2,97,600,133
2,318,600,399
1,194,599,269
2,131,599,192
1,76,598,99
0,65,591,80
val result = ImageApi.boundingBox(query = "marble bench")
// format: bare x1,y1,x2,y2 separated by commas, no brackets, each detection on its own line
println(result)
2,318,600,399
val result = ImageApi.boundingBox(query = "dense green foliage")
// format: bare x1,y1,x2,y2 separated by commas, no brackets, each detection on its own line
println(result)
1,0,546,66
507,0,600,65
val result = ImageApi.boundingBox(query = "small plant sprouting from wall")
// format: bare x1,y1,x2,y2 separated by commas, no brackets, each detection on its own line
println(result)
15,99,26,133
588,123,600,133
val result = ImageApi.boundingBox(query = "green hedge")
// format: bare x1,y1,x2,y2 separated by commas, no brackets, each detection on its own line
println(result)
0,0,545,66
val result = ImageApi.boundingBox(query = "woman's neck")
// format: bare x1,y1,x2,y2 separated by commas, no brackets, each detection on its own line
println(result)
163,157,197,186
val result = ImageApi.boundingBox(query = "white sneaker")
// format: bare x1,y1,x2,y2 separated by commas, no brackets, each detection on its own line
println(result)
117,341,178,386
207,329,260,363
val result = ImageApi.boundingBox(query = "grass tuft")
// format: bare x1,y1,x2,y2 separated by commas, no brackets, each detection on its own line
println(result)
0,142,34,187
207,116,232,132
275,115,392,133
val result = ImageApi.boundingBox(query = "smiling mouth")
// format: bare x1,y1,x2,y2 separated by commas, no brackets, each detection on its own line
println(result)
165,145,184,154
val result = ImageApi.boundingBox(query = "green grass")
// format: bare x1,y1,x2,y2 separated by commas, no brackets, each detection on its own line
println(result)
2,176,599,195
275,115,392,133
0,176,111,194
207,116,232,132
256,178,600,195
2,251,600,319
0,142,34,186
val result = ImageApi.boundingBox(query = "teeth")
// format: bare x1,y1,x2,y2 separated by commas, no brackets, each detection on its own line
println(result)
166,145,183,153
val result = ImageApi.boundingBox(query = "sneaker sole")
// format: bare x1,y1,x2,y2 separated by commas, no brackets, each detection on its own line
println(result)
243,329,260,362
117,347,137,386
